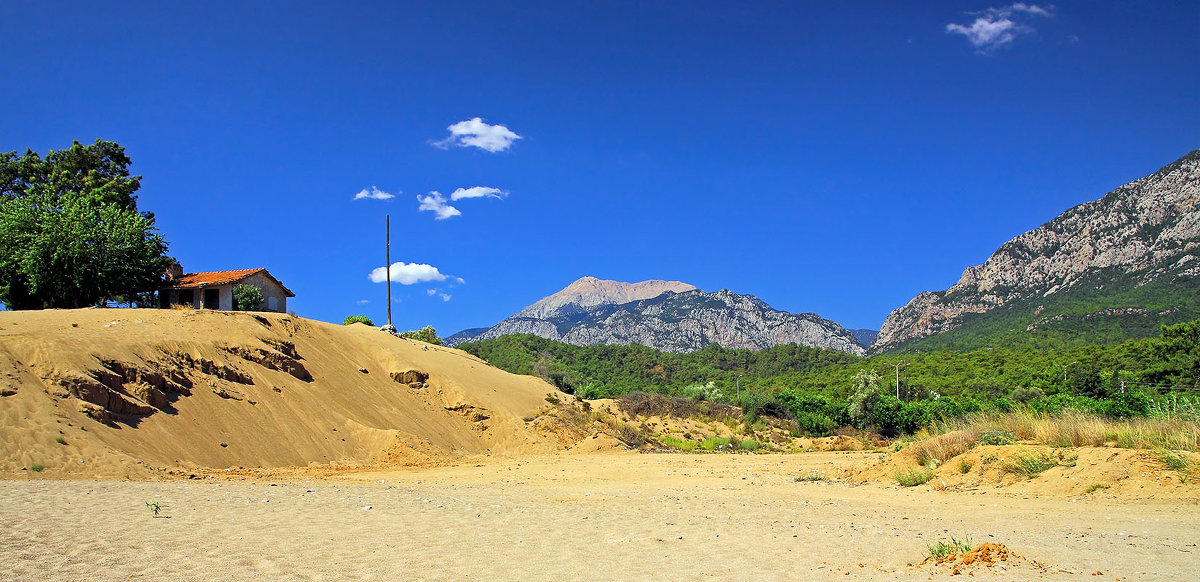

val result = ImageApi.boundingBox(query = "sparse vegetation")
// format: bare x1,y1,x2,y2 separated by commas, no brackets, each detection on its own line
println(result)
895,466,934,487
146,501,161,517
1085,483,1110,494
958,459,972,474
1001,450,1060,478
926,536,974,559
1158,449,1194,471
794,472,826,482
979,429,1016,446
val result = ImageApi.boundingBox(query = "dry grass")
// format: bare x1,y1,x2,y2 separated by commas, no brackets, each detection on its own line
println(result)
912,430,975,466
922,409,1200,452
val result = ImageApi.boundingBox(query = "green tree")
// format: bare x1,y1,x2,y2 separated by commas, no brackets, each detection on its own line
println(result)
400,325,444,346
343,315,375,326
0,140,169,309
232,284,265,311
846,369,883,429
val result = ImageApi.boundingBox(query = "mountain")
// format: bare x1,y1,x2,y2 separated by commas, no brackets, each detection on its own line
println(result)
872,148,1200,353
849,329,879,348
448,277,866,355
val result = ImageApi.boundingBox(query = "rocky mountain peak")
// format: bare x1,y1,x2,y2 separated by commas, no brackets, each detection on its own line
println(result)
513,276,697,320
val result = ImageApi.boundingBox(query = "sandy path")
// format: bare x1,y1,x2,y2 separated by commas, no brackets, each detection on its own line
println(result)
1,453,1196,581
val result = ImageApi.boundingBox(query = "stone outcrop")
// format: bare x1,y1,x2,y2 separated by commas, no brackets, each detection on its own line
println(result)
872,148,1200,352
448,278,866,355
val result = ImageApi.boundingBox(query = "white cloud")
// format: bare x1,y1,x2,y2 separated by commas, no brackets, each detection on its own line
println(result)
368,262,461,285
353,186,396,201
424,289,453,301
416,191,461,220
449,186,507,201
946,3,1053,53
433,117,521,152
356,299,370,305
439,292,451,302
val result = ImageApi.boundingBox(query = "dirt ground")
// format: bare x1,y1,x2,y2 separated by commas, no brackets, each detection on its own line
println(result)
2,452,1196,581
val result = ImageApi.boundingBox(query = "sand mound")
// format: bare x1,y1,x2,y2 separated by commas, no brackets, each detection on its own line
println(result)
852,435,1200,501
0,308,569,478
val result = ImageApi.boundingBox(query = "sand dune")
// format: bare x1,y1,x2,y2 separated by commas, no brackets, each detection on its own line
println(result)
0,308,565,478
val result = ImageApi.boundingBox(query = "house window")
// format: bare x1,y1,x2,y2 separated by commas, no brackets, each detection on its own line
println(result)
268,296,278,311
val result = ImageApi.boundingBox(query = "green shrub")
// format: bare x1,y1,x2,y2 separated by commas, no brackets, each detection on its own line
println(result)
958,459,972,474
794,411,835,436
661,436,698,451
895,466,934,487
738,439,761,451
700,436,731,451
343,314,375,326
794,472,826,482
1085,483,1110,494
979,429,1016,446
400,325,443,345
30,464,44,472
232,284,264,311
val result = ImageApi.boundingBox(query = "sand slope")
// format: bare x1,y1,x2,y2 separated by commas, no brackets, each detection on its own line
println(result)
0,308,563,478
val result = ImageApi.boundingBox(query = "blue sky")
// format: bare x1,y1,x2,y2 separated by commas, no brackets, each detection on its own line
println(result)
2,1,1198,333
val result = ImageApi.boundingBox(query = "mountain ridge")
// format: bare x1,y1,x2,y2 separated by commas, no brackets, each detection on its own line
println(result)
871,148,1200,353
448,278,866,355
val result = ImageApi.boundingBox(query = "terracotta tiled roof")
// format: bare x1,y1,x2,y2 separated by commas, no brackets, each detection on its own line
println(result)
172,268,265,287
167,268,296,297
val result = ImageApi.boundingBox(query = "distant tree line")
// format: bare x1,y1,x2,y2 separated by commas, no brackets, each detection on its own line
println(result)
458,318,1200,437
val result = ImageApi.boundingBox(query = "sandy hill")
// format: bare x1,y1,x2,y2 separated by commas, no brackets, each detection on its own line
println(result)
0,308,567,478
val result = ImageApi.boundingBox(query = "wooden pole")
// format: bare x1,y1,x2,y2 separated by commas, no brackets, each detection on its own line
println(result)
386,214,392,327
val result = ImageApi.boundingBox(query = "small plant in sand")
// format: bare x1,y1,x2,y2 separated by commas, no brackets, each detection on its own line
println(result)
30,464,44,472
146,501,161,517
980,453,999,464
55,436,67,445
1085,483,1110,494
927,536,973,559
958,459,973,474
895,466,934,487
794,472,826,482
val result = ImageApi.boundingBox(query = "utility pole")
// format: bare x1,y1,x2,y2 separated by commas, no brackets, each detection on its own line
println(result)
882,360,906,399
736,373,743,401
385,214,394,331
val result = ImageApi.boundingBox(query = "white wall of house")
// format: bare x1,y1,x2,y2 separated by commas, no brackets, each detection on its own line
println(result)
241,272,289,313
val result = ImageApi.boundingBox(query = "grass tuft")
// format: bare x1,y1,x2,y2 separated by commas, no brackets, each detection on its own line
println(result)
1158,449,1194,471
927,536,973,559
895,466,934,487
1085,483,1110,494
794,472,826,482
1001,450,1059,478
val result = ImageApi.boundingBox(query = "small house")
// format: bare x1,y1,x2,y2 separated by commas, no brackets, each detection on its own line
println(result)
159,264,294,312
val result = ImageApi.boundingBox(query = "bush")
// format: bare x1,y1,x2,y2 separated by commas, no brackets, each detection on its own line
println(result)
343,315,374,326
794,411,835,436
979,429,1016,446
400,325,443,345
232,284,264,311
1010,386,1046,403
894,466,934,486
